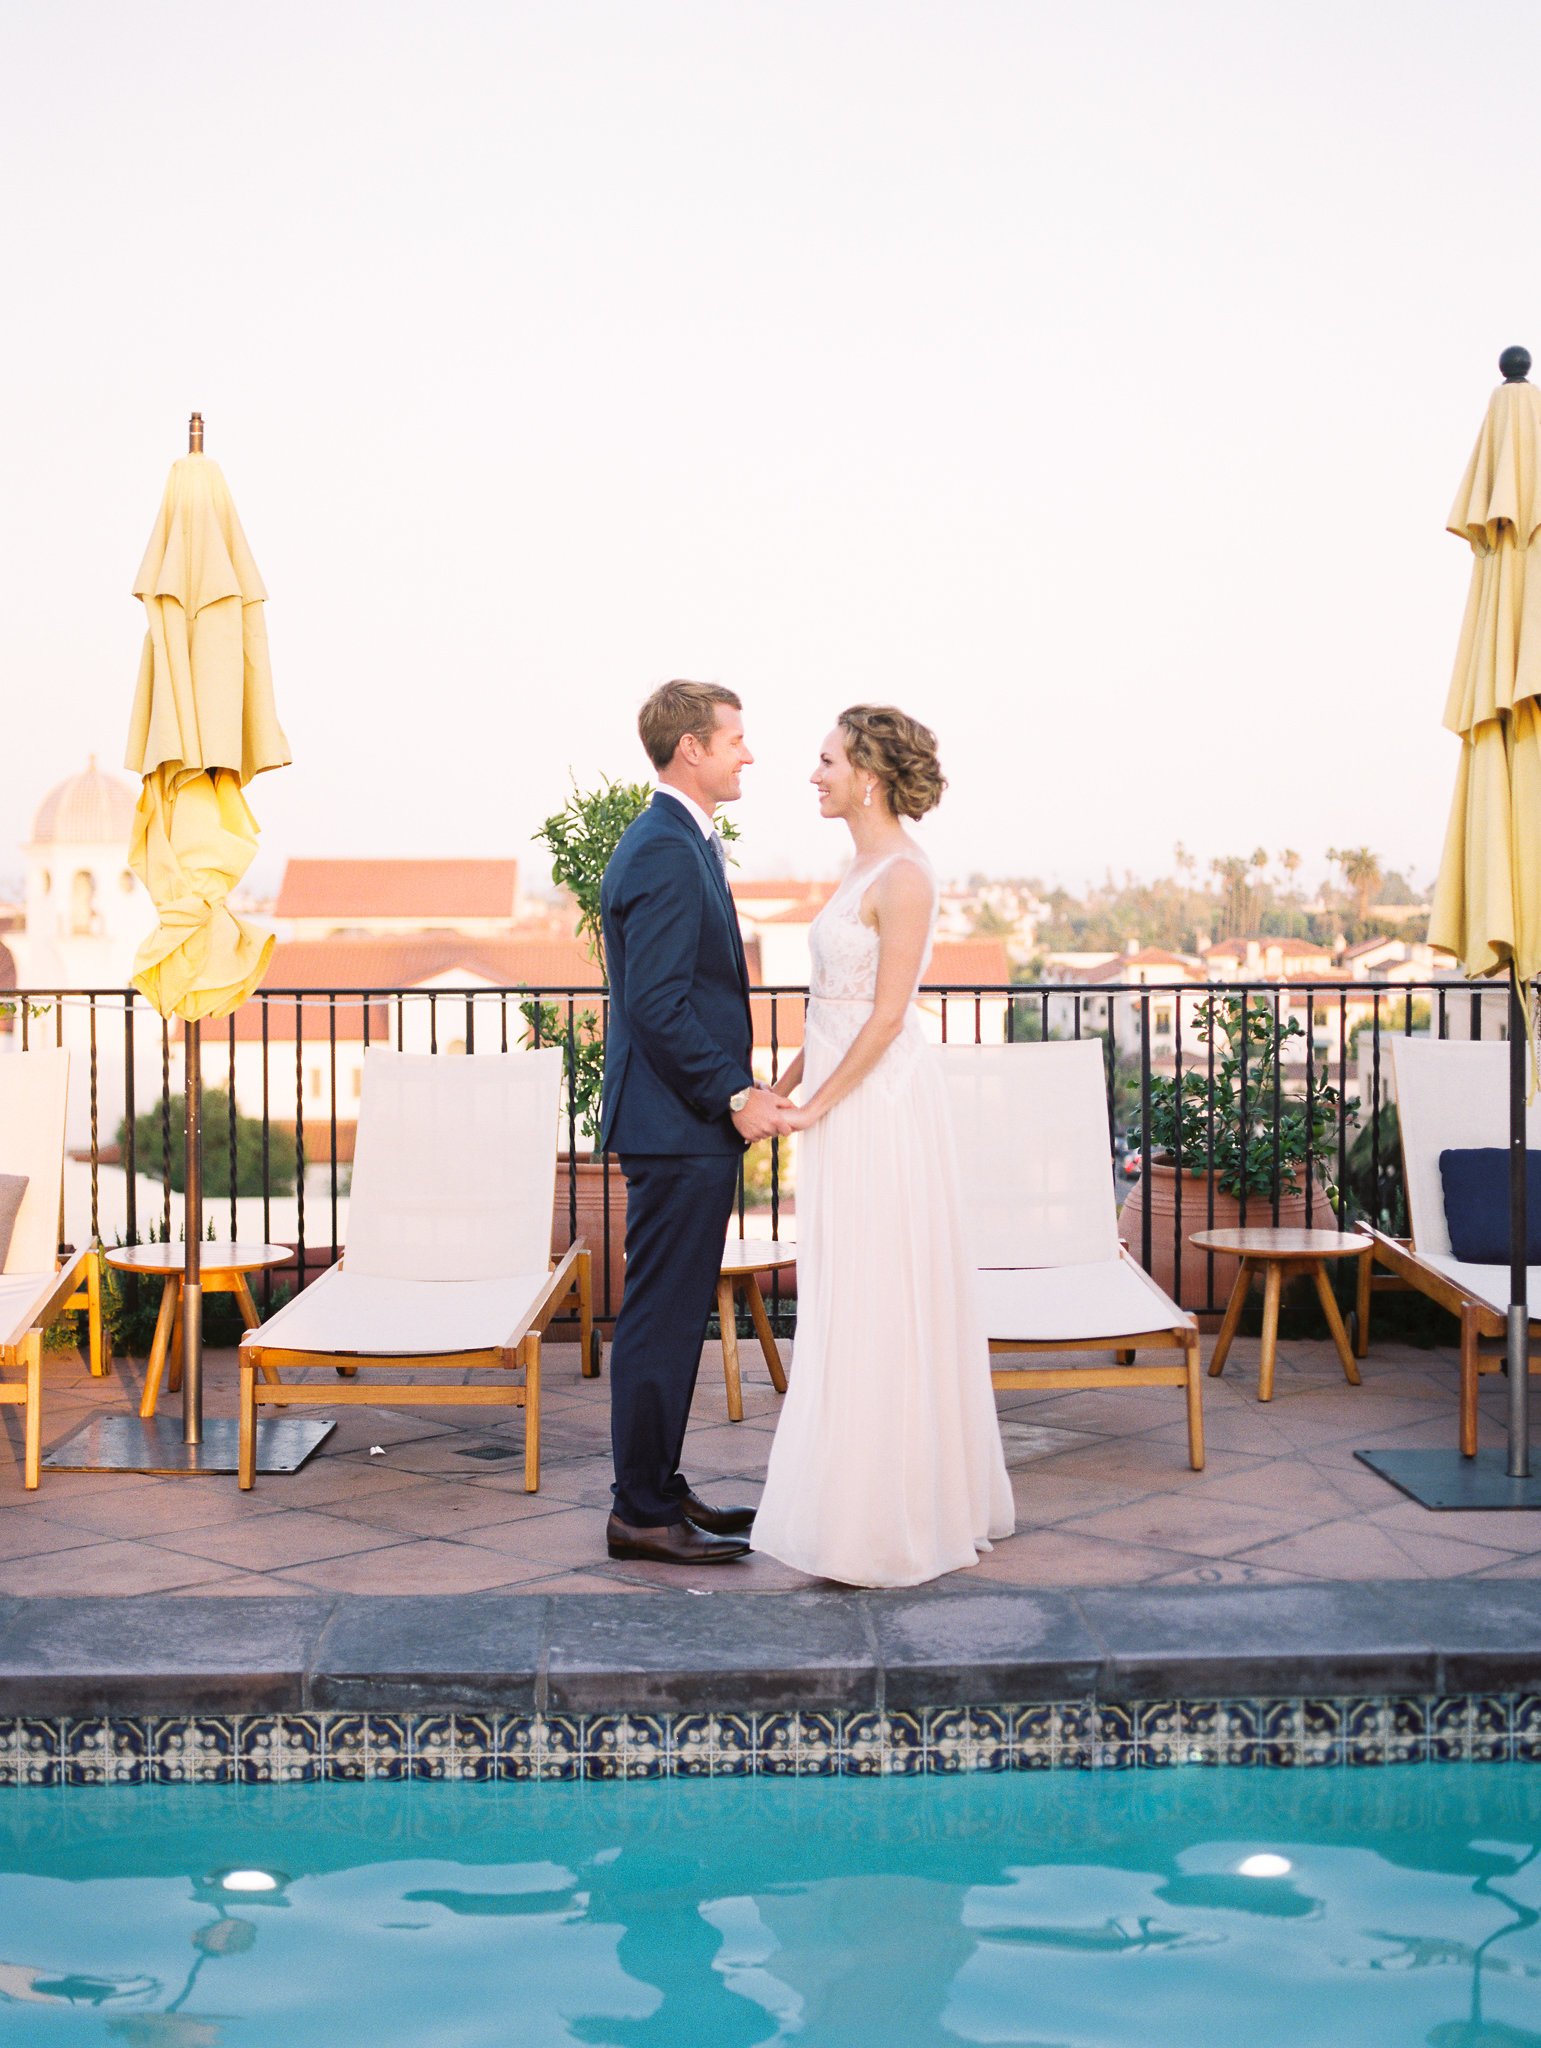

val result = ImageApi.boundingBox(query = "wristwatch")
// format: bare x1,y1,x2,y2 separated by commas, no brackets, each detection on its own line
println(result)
728,1087,751,1114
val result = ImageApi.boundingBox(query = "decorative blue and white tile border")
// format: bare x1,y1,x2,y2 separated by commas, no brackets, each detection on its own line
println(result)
1,1696,1536,1786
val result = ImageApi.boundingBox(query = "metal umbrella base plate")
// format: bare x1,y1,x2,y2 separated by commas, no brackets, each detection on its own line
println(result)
1355,1447,1541,1510
43,1415,336,1476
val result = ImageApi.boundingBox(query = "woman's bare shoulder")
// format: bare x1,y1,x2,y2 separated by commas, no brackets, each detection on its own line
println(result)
877,853,936,904
864,851,935,927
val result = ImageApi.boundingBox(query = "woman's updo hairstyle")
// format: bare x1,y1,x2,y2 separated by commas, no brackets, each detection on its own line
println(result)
837,704,947,819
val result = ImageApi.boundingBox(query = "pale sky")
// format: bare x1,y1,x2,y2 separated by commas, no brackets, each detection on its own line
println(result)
2,0,1536,896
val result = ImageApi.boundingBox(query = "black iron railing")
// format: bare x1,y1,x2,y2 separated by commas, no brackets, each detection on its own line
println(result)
0,977,1501,1324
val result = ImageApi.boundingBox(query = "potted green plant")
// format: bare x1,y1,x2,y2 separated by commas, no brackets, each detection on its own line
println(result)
1117,992,1355,1307
527,777,739,1316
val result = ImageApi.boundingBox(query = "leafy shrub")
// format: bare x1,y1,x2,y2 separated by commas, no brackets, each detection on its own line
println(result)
116,1087,296,1198
1129,994,1353,1200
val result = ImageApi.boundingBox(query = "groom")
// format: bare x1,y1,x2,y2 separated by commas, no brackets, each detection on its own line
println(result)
599,680,789,1565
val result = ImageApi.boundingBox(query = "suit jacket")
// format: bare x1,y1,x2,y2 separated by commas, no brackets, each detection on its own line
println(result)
598,793,755,1156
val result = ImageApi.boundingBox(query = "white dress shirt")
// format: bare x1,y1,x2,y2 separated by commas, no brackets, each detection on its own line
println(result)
654,783,716,839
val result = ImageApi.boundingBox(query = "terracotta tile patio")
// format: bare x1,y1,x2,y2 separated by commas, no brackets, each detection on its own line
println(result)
2,1324,1538,1597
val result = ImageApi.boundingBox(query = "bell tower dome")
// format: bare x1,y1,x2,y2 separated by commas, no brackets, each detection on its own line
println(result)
19,757,143,986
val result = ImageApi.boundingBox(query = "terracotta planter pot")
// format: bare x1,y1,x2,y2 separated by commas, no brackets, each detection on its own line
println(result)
553,1155,628,1321
1117,1162,1314,1314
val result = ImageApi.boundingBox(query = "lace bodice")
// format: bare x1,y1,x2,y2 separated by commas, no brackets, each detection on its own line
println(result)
808,852,937,1006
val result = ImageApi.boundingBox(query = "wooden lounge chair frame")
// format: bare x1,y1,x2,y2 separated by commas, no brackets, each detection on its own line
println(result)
1,1259,96,1490
236,1046,586,1491
0,1049,107,1487
1362,1038,1540,1457
983,1246,1205,1468
239,1240,590,1491
940,1042,1205,1470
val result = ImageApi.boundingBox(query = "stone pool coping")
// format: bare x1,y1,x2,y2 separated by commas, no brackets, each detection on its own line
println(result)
2,1579,1539,1718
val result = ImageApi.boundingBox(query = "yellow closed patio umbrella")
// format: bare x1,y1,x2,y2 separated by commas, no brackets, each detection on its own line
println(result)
57,412,324,1483
47,416,332,1479
126,425,289,1018
115,416,289,1468
1430,354,1541,1025
122,414,293,1469
1428,346,1541,1490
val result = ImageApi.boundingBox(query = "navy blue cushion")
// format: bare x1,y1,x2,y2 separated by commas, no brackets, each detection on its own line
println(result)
1438,1148,1541,1264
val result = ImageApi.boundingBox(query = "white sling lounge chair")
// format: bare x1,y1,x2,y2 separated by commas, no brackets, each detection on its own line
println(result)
237,1047,589,1490
0,1050,105,1489
1364,1038,1540,1456
940,1040,1205,1470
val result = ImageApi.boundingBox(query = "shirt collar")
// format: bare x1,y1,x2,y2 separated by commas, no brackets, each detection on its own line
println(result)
654,783,717,839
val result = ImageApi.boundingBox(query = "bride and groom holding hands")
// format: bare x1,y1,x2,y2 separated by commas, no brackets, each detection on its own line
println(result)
599,679,1013,1590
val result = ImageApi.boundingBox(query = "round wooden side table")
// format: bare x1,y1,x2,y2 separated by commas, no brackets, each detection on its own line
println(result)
717,1240,795,1421
105,1242,292,1419
1189,1227,1372,1402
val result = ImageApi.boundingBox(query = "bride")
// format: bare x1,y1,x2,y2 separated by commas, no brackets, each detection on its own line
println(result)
751,705,1014,1588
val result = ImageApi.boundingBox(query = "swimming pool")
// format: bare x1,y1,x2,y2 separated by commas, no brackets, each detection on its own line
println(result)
2,1765,1537,2045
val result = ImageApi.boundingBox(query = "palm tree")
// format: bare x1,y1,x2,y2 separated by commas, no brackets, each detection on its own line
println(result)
1209,854,1250,937
1327,845,1384,925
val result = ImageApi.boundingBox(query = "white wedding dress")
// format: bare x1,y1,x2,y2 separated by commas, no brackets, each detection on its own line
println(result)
751,850,1015,1588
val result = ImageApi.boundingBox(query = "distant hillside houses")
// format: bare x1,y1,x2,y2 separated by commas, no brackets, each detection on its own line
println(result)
1040,932,1468,1069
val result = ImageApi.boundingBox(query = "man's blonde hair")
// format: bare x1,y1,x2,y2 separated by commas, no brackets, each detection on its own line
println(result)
638,680,742,770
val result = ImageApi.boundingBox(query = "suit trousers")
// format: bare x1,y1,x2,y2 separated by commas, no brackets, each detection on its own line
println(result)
610,1151,742,1527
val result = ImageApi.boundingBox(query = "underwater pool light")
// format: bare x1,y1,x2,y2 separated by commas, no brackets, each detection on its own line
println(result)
217,1869,282,1893
1237,1853,1293,1879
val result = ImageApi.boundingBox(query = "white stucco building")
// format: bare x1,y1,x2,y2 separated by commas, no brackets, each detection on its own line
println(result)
11,759,144,991
2,760,156,1167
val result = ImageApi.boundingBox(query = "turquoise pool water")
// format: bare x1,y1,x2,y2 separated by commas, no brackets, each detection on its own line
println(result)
1,1766,1538,2046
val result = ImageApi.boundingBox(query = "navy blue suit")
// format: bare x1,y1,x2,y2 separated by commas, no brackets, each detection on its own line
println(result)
600,793,755,1526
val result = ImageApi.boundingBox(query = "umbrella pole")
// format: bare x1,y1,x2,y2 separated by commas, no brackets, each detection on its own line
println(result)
179,414,206,1447
1507,974,1531,1479
183,1019,203,1447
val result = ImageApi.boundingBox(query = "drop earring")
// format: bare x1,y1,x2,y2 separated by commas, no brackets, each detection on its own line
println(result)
863,783,874,808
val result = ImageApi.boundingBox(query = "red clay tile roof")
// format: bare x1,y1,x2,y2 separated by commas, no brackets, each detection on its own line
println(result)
730,879,839,901
923,939,1012,985
1207,935,1333,959
260,935,599,988
1080,947,1201,982
275,859,520,921
738,887,840,924
752,993,805,1052
222,934,601,1040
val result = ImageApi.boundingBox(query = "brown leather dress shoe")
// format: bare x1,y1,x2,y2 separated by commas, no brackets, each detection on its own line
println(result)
681,1490,756,1536
606,1512,750,1564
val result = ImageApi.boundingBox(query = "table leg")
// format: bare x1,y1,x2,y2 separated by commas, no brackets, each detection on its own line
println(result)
744,1276,788,1394
233,1273,287,1402
1459,1303,1481,1457
1257,1261,1284,1402
232,1273,261,1330
717,1275,744,1423
1208,1260,1251,1377
22,1331,42,1490
1311,1262,1361,1385
1354,1247,1371,1359
138,1277,181,1419
167,1302,184,1395
86,1248,110,1377
576,1248,598,1379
